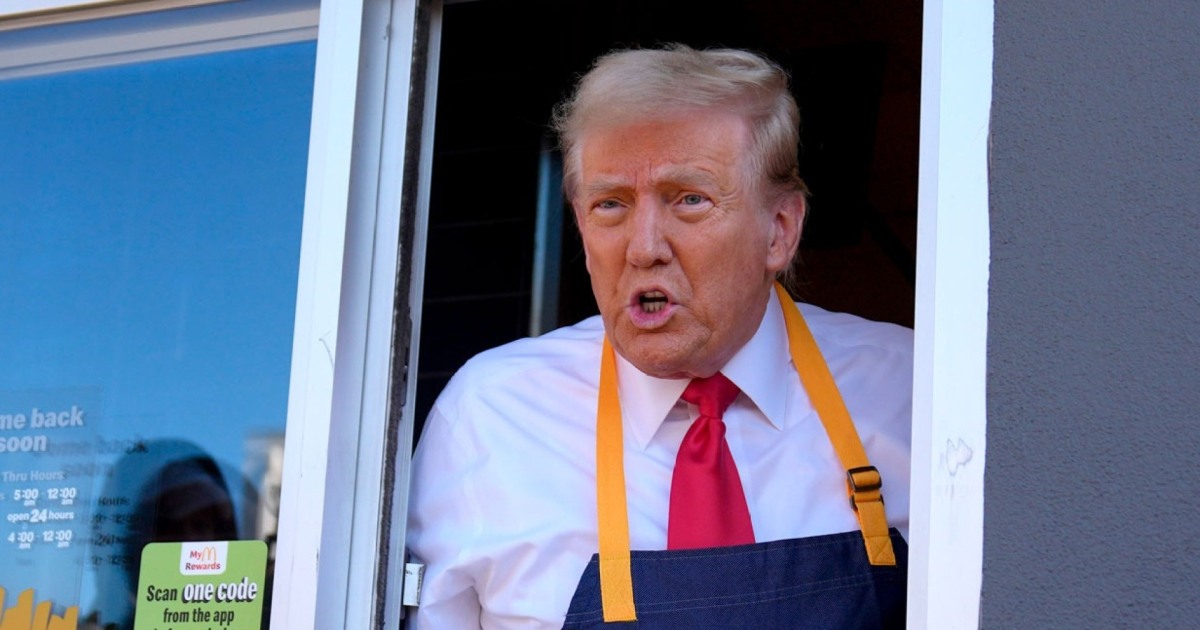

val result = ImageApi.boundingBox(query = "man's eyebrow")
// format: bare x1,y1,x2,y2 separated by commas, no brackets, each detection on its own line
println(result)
579,166,721,197
579,177,631,197
654,165,721,188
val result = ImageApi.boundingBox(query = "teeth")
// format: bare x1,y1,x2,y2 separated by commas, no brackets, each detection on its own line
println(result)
639,291,668,313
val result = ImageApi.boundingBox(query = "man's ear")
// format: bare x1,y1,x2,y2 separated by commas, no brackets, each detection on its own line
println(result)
766,192,806,274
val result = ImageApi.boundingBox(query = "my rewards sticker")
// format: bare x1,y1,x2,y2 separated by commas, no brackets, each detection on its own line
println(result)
135,540,267,629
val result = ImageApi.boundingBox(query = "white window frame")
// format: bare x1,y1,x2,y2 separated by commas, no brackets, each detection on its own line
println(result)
271,0,438,627
0,2,318,78
0,1,435,627
908,1,993,628
391,3,995,627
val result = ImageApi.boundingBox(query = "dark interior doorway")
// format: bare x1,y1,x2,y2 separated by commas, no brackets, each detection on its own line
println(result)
414,0,922,432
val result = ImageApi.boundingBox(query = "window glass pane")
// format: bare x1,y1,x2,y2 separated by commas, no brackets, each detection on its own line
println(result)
0,41,315,627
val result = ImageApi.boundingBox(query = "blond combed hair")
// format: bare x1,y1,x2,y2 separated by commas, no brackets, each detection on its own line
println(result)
551,43,808,287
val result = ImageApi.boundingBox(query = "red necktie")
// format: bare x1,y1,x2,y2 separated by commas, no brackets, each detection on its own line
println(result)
667,372,755,549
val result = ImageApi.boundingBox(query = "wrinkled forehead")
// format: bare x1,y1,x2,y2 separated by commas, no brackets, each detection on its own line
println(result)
565,108,758,200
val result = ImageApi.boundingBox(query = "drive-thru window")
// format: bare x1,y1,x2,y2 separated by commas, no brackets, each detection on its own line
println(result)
0,1,989,627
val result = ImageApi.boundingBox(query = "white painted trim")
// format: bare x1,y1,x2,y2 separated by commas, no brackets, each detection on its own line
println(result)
327,0,420,625
384,3,441,625
268,0,365,625
0,0,234,31
907,1,993,628
270,0,429,625
0,7,317,79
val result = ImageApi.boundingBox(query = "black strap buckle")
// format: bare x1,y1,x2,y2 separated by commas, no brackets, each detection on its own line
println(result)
846,466,883,510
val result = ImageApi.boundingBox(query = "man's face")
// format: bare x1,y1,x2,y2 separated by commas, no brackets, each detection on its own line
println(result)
573,110,803,379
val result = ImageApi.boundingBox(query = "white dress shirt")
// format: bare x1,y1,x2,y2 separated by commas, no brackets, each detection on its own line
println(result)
406,290,913,629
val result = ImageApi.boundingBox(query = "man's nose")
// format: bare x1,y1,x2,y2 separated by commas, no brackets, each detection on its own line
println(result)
625,201,673,267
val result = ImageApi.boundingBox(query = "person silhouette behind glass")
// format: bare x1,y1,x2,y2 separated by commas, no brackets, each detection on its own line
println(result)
83,439,239,630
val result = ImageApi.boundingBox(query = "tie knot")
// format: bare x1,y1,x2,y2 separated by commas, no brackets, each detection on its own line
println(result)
681,372,741,418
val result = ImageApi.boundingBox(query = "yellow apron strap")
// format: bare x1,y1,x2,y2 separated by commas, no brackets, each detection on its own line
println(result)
773,282,896,566
594,285,896,621
596,339,637,622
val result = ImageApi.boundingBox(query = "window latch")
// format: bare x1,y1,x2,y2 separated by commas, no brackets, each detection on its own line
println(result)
403,562,425,607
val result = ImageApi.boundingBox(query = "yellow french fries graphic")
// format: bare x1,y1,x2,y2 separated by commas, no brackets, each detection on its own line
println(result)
0,587,77,630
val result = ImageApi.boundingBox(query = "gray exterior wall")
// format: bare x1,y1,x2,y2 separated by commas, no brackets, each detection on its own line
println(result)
984,1,1200,626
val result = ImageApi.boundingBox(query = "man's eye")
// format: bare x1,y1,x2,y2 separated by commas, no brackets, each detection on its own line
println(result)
596,199,622,210
680,193,706,205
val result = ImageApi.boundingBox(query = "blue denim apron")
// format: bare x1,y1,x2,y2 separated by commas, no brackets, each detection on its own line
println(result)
563,284,907,628
562,530,908,628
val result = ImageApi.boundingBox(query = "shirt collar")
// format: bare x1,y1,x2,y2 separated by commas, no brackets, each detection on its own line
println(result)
617,288,793,449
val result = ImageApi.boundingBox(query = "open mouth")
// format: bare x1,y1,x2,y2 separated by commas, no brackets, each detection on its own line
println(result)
638,290,669,313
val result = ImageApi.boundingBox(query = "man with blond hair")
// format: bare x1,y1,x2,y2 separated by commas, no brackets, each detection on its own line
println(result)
407,43,912,628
